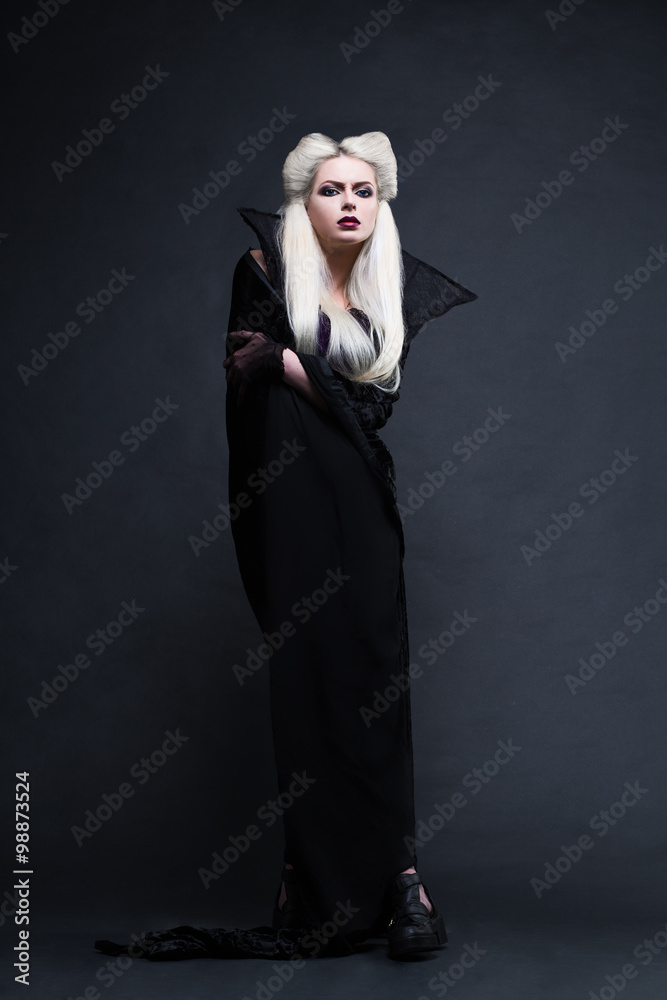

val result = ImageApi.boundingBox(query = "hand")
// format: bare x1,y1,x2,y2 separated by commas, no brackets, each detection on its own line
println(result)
223,330,285,406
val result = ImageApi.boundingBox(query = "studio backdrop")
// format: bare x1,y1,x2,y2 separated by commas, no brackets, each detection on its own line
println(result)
1,0,666,997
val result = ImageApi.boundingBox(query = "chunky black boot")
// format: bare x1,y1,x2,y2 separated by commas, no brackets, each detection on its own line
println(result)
385,871,447,960
271,866,311,930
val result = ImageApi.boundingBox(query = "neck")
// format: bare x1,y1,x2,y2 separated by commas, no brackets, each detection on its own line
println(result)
317,239,364,306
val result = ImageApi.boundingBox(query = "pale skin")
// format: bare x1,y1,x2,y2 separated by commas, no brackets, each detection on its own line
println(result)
247,156,433,917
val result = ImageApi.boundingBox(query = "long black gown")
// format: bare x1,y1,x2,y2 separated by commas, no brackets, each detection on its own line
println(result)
95,207,476,962
224,208,476,951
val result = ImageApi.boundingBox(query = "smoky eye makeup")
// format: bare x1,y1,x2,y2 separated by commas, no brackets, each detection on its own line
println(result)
318,183,375,197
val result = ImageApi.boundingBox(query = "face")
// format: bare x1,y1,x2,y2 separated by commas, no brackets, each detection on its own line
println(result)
305,155,378,250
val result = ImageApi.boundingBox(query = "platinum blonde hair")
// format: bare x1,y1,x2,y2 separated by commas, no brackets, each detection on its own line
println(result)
277,131,405,392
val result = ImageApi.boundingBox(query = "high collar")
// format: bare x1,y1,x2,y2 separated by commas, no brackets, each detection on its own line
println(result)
236,206,477,339
237,207,285,295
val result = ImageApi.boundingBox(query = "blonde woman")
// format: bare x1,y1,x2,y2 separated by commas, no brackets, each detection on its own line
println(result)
94,131,476,966
222,131,477,961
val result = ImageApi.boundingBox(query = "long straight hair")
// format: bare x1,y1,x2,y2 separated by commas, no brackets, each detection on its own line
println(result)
277,132,405,392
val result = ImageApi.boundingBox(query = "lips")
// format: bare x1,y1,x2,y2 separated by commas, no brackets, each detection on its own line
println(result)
338,216,360,227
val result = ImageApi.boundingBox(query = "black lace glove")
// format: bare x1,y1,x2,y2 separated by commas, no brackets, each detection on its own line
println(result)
223,330,285,406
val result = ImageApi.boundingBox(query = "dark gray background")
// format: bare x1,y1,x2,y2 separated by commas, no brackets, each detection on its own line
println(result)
2,0,666,997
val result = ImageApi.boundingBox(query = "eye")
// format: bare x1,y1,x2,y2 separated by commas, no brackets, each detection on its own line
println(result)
319,186,374,197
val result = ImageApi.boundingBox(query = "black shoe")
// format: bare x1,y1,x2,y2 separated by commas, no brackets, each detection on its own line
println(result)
271,866,311,930
385,871,447,959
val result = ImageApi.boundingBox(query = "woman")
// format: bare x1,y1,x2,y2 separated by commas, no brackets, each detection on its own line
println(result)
223,131,477,960
95,131,476,965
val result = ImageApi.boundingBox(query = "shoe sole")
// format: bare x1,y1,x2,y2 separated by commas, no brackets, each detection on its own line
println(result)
387,913,447,959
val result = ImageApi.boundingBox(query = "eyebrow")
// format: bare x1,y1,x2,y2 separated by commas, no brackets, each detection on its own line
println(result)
318,180,375,188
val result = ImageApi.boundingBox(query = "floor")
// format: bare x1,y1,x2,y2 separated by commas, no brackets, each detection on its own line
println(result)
5,879,666,1000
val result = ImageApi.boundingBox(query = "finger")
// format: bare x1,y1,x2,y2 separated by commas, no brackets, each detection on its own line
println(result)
226,331,253,351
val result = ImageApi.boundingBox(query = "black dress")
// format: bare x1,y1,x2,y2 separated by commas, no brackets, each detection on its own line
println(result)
95,207,476,962
224,208,477,952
